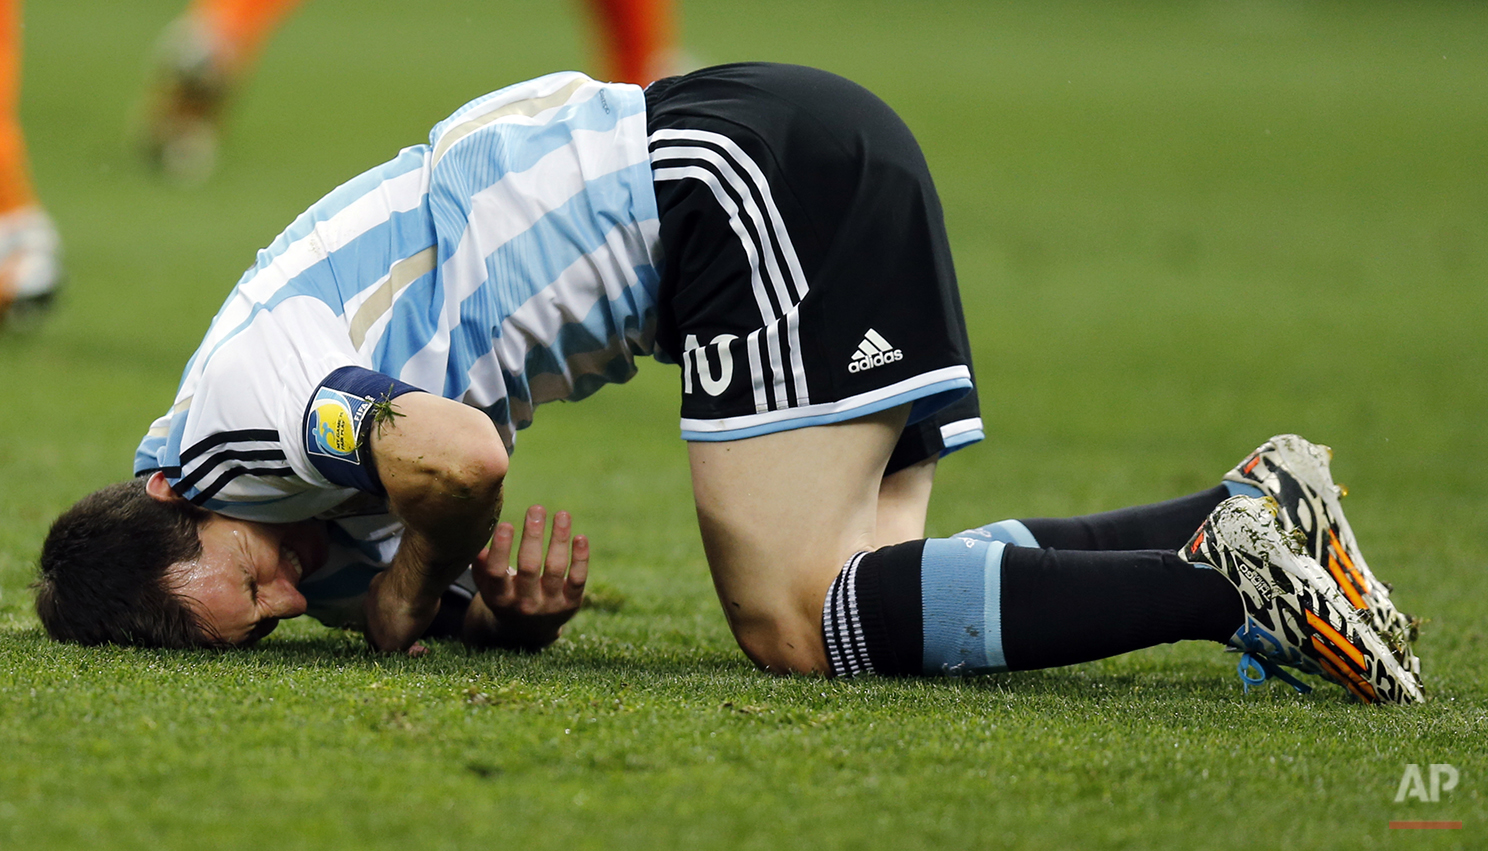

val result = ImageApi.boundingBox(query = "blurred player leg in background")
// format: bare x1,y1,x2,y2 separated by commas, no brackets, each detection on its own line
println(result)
0,0,62,325
141,0,684,184
585,0,682,85
140,0,303,183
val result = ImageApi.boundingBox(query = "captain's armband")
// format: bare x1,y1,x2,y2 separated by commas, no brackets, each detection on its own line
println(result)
303,366,421,494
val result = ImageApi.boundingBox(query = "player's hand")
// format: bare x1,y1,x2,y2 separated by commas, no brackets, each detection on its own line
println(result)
467,505,589,650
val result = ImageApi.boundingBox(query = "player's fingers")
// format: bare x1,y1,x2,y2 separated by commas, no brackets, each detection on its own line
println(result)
544,511,572,572
476,524,516,602
541,511,573,593
468,541,496,588
513,506,546,596
488,522,516,572
469,543,493,574
564,534,589,604
515,505,546,572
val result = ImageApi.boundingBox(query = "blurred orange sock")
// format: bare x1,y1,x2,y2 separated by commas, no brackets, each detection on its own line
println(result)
189,0,304,69
585,0,677,85
0,0,37,215
0,0,58,319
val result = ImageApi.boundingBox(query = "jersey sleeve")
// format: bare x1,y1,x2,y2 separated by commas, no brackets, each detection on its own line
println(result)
140,298,378,522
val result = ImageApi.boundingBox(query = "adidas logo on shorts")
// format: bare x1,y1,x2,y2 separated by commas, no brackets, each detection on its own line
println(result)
849,329,903,373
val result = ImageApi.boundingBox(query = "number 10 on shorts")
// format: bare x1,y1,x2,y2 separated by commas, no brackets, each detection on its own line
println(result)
682,333,739,397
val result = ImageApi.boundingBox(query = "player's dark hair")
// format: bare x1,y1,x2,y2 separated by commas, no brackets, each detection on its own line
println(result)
34,478,221,649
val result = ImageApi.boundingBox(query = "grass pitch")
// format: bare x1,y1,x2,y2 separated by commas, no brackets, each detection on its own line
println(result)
2,1,1485,848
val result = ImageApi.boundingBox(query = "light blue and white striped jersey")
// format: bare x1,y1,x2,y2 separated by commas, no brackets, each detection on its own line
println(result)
134,72,663,523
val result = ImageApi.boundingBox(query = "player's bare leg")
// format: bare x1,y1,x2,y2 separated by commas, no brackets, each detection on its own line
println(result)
876,456,937,547
0,0,32,221
689,394,1310,690
692,405,1257,685
140,0,304,182
689,406,908,674
584,0,681,85
0,0,61,323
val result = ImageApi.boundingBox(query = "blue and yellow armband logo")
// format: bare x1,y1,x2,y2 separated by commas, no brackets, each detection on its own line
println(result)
303,366,419,494
306,387,373,462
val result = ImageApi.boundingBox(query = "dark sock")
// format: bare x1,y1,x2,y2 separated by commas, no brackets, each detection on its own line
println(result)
1018,484,1231,551
822,540,926,676
999,546,1242,670
821,536,1243,677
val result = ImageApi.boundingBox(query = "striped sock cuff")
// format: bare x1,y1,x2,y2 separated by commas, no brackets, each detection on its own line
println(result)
821,541,928,678
822,552,875,677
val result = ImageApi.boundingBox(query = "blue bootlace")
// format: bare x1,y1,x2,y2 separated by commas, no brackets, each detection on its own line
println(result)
1237,653,1313,695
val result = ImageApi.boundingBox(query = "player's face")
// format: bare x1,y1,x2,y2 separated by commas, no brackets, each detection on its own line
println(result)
171,516,329,646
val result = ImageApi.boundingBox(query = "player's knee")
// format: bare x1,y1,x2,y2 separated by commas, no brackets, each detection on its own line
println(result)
725,600,830,675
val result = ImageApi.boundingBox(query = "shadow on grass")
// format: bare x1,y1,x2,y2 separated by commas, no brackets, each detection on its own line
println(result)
0,625,745,682
3,623,1290,706
947,667,1233,700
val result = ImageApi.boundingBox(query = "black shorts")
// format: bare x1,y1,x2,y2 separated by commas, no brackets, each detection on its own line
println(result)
645,63,982,473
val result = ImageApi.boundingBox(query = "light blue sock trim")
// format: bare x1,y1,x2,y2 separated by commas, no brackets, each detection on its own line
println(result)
1223,481,1264,499
953,518,1039,548
981,541,1006,671
920,538,1008,675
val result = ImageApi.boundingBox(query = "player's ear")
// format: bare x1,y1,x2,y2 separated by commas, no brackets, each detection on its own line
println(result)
144,471,188,504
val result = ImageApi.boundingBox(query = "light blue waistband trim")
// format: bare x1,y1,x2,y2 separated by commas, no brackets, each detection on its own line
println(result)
680,375,973,442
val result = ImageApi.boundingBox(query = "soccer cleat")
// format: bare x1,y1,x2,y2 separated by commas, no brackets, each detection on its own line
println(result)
1182,495,1424,705
1225,434,1420,662
139,15,237,184
0,207,63,324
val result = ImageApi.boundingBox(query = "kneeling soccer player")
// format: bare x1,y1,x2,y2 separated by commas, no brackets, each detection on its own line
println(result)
36,64,1422,703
